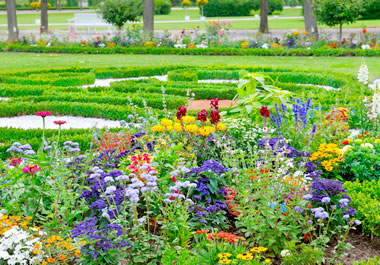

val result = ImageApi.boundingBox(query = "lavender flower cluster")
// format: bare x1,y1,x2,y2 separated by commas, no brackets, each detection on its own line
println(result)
63,141,80,153
6,142,36,156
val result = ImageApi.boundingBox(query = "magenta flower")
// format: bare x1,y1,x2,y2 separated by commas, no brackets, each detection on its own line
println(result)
36,111,51,118
197,109,208,122
176,106,187,120
22,164,41,175
10,157,22,166
54,120,66,125
210,110,220,125
211,98,219,111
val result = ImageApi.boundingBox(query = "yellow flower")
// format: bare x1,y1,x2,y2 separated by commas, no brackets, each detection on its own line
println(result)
293,31,300,36
265,258,272,263
174,123,182,132
302,30,307,34
182,116,196,123
46,244,51,248
166,125,174,132
356,139,362,143
32,249,40,255
75,250,80,257
152,125,165,133
160,119,173,127
217,123,227,131
347,138,353,143
375,139,380,144
59,254,66,261
185,124,198,134
25,216,33,220
199,127,211,137
42,262,47,265
218,253,232,259
237,253,253,260
218,259,231,264
205,126,216,132
241,41,249,48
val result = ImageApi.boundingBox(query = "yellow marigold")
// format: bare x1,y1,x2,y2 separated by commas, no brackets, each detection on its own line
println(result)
42,262,47,265
59,254,66,261
272,43,280,48
47,257,55,263
302,30,307,35
199,127,211,137
152,125,165,133
174,123,182,132
293,31,300,36
160,119,173,127
25,216,33,220
241,41,249,48
218,259,231,264
46,244,51,248
205,126,216,132
185,124,198,134
144,41,156,47
75,250,80,257
265,258,272,264
166,125,174,132
217,123,226,131
356,139,362,143
182,116,196,123
32,249,40,255
375,139,380,144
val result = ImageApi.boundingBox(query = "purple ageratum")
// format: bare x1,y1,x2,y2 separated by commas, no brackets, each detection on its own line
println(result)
321,197,331,204
309,178,347,203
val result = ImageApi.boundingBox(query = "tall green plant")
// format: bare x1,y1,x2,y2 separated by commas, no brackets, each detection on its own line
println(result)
98,0,143,29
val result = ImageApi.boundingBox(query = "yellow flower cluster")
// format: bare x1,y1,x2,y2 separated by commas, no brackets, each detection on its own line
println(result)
241,41,249,48
38,235,82,264
144,41,155,47
217,247,270,264
196,0,208,5
152,118,226,136
310,143,343,172
0,214,33,236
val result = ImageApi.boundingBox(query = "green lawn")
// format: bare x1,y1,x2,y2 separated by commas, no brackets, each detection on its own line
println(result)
0,53,379,81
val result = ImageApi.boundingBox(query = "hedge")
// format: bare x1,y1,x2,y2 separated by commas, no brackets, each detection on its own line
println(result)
4,44,380,57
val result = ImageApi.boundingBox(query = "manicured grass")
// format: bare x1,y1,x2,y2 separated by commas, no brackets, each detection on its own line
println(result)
0,53,379,81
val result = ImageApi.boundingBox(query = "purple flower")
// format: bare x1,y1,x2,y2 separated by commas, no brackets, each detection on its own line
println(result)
355,220,361,225
321,197,331,204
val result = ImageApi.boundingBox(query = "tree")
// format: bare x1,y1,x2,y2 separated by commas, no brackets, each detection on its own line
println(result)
6,0,19,41
259,0,269,33
98,0,143,30
315,0,363,41
143,0,154,33
303,0,318,34
40,0,49,33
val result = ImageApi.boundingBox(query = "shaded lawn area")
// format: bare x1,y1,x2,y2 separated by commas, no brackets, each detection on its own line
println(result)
0,53,379,81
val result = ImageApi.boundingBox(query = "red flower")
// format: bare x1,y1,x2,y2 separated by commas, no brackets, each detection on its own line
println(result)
211,98,219,111
210,110,220,125
260,106,270,118
282,213,286,216
176,106,187,120
36,111,51,118
170,176,177,183
362,28,367,34
342,140,349,145
54,120,66,125
196,229,209,234
22,164,41,175
260,169,269,174
197,109,208,122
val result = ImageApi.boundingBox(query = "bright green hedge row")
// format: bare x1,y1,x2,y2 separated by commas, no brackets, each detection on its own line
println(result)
0,72,95,86
13,91,187,110
344,180,380,237
5,44,380,57
168,70,198,82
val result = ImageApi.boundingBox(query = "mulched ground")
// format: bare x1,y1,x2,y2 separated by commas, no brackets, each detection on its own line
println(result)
188,99,234,111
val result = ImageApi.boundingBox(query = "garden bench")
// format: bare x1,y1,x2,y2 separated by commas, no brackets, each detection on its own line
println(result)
67,13,113,32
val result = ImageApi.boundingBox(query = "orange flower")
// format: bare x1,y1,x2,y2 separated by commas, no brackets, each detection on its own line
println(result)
59,254,66,261
196,229,210,234
47,257,55,263
362,28,367,34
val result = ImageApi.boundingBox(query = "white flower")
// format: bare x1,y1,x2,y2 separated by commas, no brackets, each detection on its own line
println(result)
104,176,114,183
105,186,116,194
196,43,208,48
261,43,269,49
174,43,187,48
371,87,380,119
341,145,353,154
360,143,374,149
361,44,370,50
281,249,291,257
357,62,369,85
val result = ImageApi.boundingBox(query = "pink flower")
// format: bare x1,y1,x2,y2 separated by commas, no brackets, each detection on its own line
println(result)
22,164,41,175
218,30,223,35
211,98,219,111
10,157,22,166
36,111,51,118
54,120,66,125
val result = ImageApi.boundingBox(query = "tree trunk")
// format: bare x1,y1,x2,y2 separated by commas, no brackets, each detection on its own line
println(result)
143,0,154,33
40,0,48,33
259,0,269,33
303,0,318,34
6,0,19,41
339,24,343,42
79,0,83,10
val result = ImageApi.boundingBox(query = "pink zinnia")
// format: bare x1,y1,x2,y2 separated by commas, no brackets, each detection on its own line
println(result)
36,111,51,118
10,157,22,166
54,120,66,125
22,164,41,175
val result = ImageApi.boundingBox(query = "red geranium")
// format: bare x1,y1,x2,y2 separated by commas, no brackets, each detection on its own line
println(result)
260,106,270,118
362,28,367,34
342,140,349,145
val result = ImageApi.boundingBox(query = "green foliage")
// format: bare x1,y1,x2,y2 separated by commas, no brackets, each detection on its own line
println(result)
98,0,143,29
353,256,380,265
361,0,380,20
155,0,172,15
315,0,363,28
202,0,283,16
282,241,324,265
161,247,198,265
167,69,198,82
344,180,380,237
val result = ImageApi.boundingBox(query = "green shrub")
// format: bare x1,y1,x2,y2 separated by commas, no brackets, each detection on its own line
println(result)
98,0,142,29
344,180,380,237
155,0,172,15
203,0,258,17
167,70,198,82
361,0,380,20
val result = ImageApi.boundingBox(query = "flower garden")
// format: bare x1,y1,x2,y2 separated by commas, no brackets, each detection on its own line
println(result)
0,60,379,265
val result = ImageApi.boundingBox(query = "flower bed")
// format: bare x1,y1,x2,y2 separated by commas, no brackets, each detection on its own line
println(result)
0,62,379,264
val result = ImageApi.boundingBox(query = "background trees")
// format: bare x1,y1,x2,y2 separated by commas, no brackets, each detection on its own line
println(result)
98,0,142,30
6,0,19,41
143,0,154,33
259,0,269,33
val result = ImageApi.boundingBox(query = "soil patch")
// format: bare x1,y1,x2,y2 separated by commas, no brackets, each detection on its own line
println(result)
188,99,235,111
